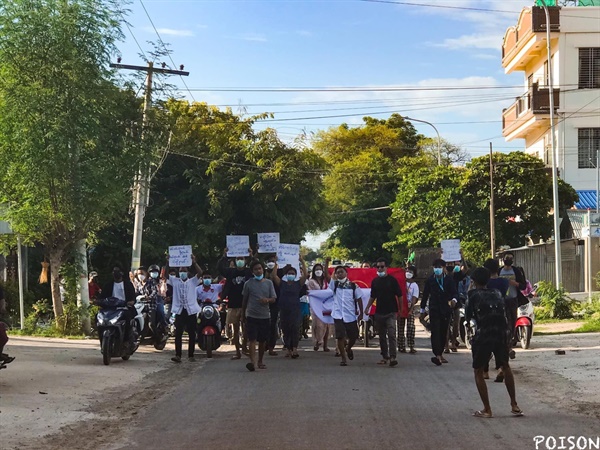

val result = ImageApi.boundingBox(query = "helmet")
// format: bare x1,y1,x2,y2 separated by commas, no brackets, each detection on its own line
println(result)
148,265,160,273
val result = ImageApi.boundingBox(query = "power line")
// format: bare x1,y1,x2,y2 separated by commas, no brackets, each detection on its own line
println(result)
139,0,197,102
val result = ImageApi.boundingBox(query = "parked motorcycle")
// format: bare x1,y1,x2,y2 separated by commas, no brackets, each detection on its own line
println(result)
197,300,221,358
136,295,168,351
97,297,144,366
515,300,535,349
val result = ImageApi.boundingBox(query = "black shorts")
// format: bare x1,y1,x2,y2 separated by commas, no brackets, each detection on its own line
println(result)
472,338,509,370
246,317,270,343
334,319,359,340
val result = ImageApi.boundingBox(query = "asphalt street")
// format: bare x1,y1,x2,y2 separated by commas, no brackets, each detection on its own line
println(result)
108,328,600,450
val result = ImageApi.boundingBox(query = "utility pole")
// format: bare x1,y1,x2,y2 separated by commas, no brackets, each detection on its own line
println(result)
403,116,442,165
489,143,496,258
542,2,562,288
110,61,189,271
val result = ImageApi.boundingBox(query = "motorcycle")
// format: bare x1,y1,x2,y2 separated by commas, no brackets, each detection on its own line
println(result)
197,300,221,358
136,295,168,351
515,299,535,349
96,297,144,366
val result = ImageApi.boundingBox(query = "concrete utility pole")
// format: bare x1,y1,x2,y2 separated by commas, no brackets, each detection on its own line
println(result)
109,61,189,271
489,143,496,258
542,2,562,288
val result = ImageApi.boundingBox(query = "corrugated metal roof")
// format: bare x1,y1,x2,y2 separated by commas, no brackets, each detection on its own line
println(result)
575,190,598,210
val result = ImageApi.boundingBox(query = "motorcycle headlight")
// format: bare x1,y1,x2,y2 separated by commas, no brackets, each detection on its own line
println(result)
109,316,120,325
202,307,214,320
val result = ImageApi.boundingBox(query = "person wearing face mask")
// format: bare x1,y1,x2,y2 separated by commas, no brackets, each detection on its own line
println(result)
498,252,527,357
242,260,277,371
143,265,167,329
218,247,253,359
445,261,471,354
99,266,137,346
420,259,459,366
165,254,203,363
306,259,333,352
399,265,418,354
270,260,307,358
196,271,223,305
365,258,402,367
264,255,284,356
329,266,364,367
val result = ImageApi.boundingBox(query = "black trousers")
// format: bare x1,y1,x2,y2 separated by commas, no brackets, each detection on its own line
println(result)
505,298,519,343
268,304,280,350
175,309,197,357
280,307,301,350
430,312,450,357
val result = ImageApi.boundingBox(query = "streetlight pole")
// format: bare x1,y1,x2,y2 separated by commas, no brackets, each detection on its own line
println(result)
404,116,442,165
542,2,562,288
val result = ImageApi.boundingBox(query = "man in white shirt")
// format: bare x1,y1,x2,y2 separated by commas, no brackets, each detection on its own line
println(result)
196,271,223,304
329,266,364,367
166,254,203,363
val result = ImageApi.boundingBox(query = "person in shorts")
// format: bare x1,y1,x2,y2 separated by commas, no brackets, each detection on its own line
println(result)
329,266,364,367
466,267,522,419
242,260,277,372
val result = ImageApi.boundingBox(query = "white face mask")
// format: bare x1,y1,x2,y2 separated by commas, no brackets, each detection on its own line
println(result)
314,270,323,277
266,262,276,270
138,275,146,282
337,277,347,283
406,272,414,280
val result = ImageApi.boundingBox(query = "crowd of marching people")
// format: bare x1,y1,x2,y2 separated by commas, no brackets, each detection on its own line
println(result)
82,247,526,417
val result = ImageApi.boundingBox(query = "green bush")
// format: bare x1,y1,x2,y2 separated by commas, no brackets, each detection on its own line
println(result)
0,280,37,328
536,281,574,319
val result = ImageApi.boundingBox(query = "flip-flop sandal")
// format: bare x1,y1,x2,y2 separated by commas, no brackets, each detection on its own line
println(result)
389,360,398,367
246,363,255,372
451,347,458,353
291,354,299,359
441,357,449,364
340,361,348,366
409,348,417,354
258,364,267,369
231,355,242,360
347,349,354,360
431,357,442,366
511,408,524,417
473,410,493,418
377,359,388,365
323,348,331,352
313,345,319,351
495,373,505,383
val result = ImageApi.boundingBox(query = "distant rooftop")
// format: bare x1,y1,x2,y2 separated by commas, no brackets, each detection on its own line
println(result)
574,190,598,210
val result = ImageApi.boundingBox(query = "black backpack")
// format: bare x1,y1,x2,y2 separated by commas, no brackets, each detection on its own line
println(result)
333,280,357,297
471,289,507,328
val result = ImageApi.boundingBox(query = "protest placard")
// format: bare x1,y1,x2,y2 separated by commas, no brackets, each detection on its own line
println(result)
226,235,250,257
169,245,192,267
441,239,461,262
277,243,300,273
257,232,280,254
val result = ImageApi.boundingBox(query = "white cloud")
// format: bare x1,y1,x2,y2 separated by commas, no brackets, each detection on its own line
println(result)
144,27,195,37
296,30,313,37
435,33,501,50
241,33,268,42
472,53,499,60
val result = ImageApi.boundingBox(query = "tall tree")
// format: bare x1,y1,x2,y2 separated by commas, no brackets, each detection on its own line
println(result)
0,0,145,320
313,114,422,261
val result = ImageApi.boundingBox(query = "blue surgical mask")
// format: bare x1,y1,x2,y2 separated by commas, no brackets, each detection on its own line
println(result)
286,274,296,282
150,272,159,279
203,278,211,286
180,272,189,281
254,274,264,281
433,268,443,276
377,271,386,277
454,266,461,273
236,260,245,268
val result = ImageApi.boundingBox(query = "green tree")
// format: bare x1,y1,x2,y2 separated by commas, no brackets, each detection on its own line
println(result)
313,114,422,261
0,0,145,320
419,137,471,166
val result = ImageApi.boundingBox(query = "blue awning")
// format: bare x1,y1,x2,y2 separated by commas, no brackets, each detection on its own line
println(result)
574,190,598,210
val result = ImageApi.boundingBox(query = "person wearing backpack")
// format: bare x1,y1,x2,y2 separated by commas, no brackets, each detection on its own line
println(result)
329,265,364,367
420,259,459,366
466,267,523,419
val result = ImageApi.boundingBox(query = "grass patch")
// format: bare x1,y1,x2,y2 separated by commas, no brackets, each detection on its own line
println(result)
575,319,600,333
536,318,581,325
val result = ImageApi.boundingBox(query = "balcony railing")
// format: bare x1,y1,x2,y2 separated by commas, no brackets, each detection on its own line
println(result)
502,82,560,136
502,6,560,62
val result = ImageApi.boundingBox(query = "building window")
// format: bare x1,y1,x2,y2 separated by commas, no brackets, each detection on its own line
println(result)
578,128,600,169
579,48,600,89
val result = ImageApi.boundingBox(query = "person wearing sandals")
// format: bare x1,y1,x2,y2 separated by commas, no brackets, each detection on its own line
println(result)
270,259,307,359
399,265,418,355
307,260,333,353
466,267,523,419
365,258,402,367
419,259,458,366
242,260,277,372
329,266,364,367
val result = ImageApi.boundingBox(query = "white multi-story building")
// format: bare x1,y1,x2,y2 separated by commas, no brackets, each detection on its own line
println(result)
501,5,600,203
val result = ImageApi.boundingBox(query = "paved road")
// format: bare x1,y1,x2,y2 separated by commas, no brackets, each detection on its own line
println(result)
108,328,600,450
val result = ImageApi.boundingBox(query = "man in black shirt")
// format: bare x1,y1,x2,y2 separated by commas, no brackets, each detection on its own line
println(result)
366,258,402,367
466,267,523,418
420,259,458,366
218,248,253,359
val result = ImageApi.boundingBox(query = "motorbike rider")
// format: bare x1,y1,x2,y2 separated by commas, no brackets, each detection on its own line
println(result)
134,265,167,329
196,271,223,305
99,267,137,346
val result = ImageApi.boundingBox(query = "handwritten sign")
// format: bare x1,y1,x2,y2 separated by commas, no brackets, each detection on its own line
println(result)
277,243,300,274
441,239,461,262
226,235,250,257
257,232,280,254
169,245,192,267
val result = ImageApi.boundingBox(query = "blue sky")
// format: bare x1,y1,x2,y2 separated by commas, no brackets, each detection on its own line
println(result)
117,0,535,249
118,0,535,159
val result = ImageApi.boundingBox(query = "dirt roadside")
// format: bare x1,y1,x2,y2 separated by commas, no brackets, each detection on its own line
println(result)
1,328,599,449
